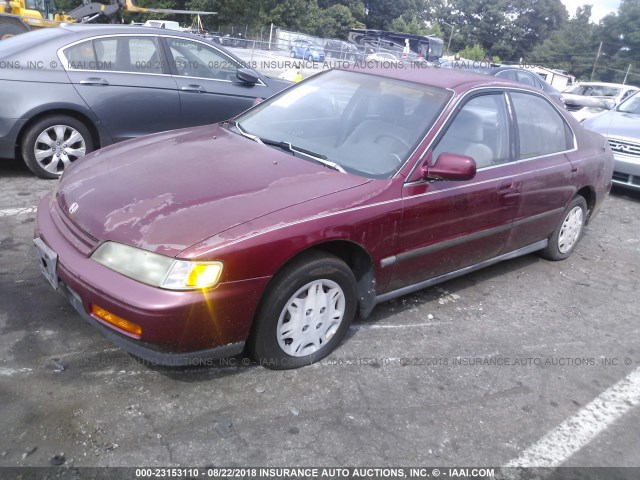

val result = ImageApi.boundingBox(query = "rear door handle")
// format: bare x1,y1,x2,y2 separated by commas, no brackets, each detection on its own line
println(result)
79,77,109,86
180,84,206,93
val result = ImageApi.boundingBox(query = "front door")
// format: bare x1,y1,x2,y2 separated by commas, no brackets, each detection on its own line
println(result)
389,92,521,291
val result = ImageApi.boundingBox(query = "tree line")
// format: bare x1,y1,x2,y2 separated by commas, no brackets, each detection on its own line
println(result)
55,0,639,84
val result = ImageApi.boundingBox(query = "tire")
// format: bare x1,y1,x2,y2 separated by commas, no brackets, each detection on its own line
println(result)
21,115,94,179
540,196,587,261
290,50,296,58
248,251,357,370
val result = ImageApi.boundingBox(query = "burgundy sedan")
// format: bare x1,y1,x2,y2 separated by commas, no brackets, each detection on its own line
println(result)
34,68,613,369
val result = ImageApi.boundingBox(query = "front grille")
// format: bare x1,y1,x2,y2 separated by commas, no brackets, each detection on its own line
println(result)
565,104,582,112
609,137,640,157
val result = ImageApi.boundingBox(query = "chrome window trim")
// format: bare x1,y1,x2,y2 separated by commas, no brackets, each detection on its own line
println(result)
403,85,578,186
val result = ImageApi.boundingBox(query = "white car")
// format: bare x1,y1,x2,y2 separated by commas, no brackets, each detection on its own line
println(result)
366,52,401,64
583,91,640,191
562,82,639,122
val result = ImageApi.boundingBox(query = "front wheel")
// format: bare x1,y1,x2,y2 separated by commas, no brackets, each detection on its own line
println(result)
540,196,587,261
21,115,94,179
248,252,357,369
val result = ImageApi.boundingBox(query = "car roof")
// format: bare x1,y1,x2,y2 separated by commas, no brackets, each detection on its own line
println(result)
337,65,540,93
575,81,637,89
58,23,193,37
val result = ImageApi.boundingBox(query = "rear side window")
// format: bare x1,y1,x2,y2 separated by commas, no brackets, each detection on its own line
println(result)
510,92,573,159
63,37,163,74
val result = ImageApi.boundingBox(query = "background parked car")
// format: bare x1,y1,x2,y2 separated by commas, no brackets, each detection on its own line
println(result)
0,25,290,178
289,39,325,61
324,39,362,61
220,32,248,49
583,91,640,191
365,51,402,64
440,62,564,106
562,81,639,122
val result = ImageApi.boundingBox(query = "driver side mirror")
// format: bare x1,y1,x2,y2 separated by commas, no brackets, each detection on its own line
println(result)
236,68,259,85
603,99,616,110
422,152,476,181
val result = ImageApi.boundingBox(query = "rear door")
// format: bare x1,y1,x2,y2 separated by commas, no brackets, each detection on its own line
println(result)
504,91,577,251
162,36,268,127
62,35,180,142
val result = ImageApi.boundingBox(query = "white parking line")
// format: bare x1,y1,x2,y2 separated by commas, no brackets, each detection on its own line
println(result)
505,366,640,467
352,321,449,329
0,206,37,217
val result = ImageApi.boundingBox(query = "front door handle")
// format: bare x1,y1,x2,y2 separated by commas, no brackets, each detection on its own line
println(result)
180,84,206,93
79,77,109,86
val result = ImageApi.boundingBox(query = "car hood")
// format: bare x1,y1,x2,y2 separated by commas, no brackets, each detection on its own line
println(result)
583,110,640,138
55,125,370,257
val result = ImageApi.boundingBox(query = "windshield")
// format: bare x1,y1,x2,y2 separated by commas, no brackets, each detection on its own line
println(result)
617,92,640,114
234,70,451,179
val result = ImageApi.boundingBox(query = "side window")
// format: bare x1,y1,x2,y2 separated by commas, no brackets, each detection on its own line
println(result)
620,90,635,102
432,94,510,169
510,92,573,159
166,38,240,81
124,37,163,73
496,70,517,81
64,37,162,73
63,40,97,70
516,71,538,87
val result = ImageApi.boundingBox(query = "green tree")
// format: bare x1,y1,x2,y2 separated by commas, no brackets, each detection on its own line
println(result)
364,0,425,30
530,6,599,80
459,43,486,61
596,0,640,84
314,4,357,38
433,0,567,62
318,0,365,24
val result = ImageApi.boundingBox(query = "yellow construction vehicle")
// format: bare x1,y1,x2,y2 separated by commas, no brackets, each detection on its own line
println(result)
0,0,216,39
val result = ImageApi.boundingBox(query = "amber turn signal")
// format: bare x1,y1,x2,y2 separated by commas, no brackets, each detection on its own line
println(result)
91,304,142,337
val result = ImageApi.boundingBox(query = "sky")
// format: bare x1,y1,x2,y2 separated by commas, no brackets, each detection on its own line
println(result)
560,0,621,23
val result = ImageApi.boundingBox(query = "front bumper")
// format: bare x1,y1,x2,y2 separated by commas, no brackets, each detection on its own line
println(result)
35,194,271,365
60,282,245,366
612,152,640,190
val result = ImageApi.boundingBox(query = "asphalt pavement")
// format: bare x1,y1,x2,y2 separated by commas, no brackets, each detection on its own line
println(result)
1,155,639,470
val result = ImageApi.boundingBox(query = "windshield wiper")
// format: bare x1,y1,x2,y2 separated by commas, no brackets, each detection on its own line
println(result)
225,120,263,144
261,139,346,173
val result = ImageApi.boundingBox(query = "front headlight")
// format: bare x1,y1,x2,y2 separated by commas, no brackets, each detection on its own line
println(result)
92,242,223,290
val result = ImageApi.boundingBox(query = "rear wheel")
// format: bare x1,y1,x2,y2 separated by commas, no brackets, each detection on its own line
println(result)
248,252,357,369
540,196,587,261
21,115,94,179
